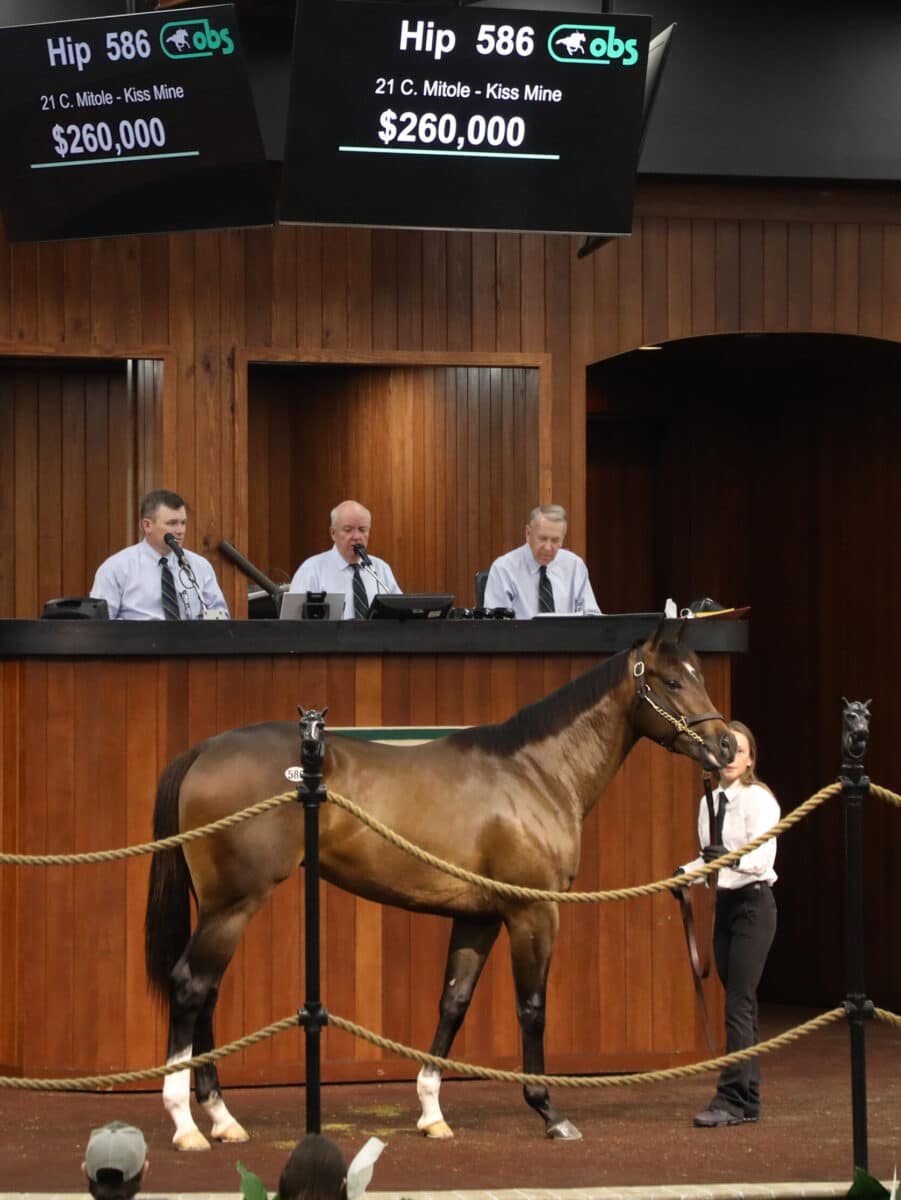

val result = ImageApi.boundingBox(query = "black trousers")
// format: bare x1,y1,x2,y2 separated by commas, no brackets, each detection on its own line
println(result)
711,882,777,1117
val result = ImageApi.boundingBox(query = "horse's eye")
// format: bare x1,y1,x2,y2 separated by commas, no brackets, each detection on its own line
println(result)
665,678,681,690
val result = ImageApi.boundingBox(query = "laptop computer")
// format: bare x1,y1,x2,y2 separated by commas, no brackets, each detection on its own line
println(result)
279,592,345,620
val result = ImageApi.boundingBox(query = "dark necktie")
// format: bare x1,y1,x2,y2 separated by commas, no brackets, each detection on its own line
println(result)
538,565,555,613
352,564,369,620
715,790,729,841
160,557,181,621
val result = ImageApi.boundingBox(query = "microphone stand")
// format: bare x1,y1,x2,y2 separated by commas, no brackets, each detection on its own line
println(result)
353,544,391,594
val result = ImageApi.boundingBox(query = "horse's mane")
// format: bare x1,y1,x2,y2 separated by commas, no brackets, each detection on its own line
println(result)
448,644,633,756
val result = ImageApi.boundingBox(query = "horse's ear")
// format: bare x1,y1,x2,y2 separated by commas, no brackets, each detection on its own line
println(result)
648,615,666,649
673,618,689,644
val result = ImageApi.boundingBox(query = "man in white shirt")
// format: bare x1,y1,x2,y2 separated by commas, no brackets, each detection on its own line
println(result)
90,489,229,620
288,499,402,619
484,504,601,619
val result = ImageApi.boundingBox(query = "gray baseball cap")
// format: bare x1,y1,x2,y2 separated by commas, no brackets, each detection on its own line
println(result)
85,1121,147,1182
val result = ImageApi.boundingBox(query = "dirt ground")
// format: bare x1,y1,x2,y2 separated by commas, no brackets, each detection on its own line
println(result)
2,1005,899,1195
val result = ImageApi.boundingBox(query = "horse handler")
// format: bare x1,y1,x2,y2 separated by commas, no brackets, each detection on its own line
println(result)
676,720,779,1127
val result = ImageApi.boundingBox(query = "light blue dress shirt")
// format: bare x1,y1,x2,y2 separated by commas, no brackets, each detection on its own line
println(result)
288,545,402,619
484,542,601,619
90,539,229,620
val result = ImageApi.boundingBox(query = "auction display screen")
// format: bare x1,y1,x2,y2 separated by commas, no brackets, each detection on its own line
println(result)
281,1,651,236
0,4,272,242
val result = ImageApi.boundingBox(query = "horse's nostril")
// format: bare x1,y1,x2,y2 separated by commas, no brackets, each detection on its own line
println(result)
721,731,737,761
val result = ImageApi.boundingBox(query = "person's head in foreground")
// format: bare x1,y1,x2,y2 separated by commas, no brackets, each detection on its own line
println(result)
278,1134,348,1200
82,1121,148,1200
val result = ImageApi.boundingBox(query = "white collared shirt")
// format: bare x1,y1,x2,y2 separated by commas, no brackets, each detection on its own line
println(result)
682,778,780,890
483,541,601,618
288,545,402,619
90,539,229,620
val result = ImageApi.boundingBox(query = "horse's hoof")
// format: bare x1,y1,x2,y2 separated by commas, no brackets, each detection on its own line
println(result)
546,1119,582,1140
212,1121,250,1144
420,1120,454,1139
174,1129,211,1152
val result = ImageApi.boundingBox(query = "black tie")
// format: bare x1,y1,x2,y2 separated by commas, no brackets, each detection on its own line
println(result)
715,790,728,841
352,564,369,620
538,565,555,613
160,557,181,621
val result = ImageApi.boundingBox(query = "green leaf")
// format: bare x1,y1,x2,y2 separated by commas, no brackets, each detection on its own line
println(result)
846,1166,891,1198
237,1160,270,1200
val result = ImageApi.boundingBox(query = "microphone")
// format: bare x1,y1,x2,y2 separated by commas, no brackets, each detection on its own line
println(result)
352,542,372,568
164,532,186,562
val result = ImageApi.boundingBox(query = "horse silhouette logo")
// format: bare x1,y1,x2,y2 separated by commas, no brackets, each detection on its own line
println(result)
555,30,586,55
165,28,192,52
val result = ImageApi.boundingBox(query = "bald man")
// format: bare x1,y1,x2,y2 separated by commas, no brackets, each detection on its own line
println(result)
288,499,401,619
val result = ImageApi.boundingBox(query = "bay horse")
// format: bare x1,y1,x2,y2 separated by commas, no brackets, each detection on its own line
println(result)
145,627,735,1149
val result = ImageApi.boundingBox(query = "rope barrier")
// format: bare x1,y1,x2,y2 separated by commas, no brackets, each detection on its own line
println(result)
0,791,298,865
322,781,844,902
3,1004,899,1093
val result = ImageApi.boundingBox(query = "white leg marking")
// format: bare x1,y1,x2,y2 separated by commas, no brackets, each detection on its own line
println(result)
202,1093,250,1142
416,1065,446,1130
163,1049,209,1149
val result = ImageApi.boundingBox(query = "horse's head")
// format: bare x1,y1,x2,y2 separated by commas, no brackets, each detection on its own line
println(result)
841,697,871,763
631,625,736,770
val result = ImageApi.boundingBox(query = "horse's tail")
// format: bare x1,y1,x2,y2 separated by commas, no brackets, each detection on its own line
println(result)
144,743,203,1003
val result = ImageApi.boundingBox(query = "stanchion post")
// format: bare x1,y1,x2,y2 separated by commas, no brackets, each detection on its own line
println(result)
839,698,873,1174
296,707,330,1136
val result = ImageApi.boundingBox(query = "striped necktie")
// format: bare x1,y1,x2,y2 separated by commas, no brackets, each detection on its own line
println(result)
538,565,555,613
352,564,369,620
160,557,181,621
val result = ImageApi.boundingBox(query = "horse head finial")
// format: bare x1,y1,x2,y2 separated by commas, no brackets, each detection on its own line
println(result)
841,698,871,763
297,705,329,767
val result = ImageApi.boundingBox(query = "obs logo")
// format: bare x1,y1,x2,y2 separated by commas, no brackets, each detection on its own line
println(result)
161,19,235,58
548,24,639,66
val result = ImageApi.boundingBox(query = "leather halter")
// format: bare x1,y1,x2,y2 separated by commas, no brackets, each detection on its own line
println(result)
632,644,724,749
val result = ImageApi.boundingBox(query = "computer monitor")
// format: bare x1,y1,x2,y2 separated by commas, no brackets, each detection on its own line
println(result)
279,592,345,620
367,594,454,620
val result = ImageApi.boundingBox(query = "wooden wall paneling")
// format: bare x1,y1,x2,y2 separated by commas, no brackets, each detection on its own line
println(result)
520,233,546,353
738,221,764,330
786,222,813,331
595,750,630,1057
688,219,716,335
0,371,15,616
371,230,399,351
446,231,472,353
296,227,323,351
591,240,621,364
617,221,644,352
0,662,21,1072
89,239,123,347
642,218,669,345
471,231,497,353
124,662,163,1074
396,230,423,350
195,235,229,578
568,242,595,544
139,236,169,347
346,228,373,351
10,245,39,345
496,233,522,351
60,374,87,596
219,231,245,612
61,242,90,345
543,235,572,512
0,225,10,342
713,221,740,332
809,224,836,331
37,244,65,346
74,662,129,1073
421,231,447,351
13,371,38,616
857,225,884,338
762,222,789,331
621,743,654,1053
114,240,143,346
271,224,298,349
882,224,901,340
321,229,349,351
834,223,860,334
20,662,49,1072
663,218,692,342
244,227,273,349
168,234,197,500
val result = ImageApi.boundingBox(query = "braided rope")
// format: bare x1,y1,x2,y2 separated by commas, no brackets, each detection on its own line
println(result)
322,781,843,902
12,1004,901,1092
871,783,901,808
0,791,298,866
